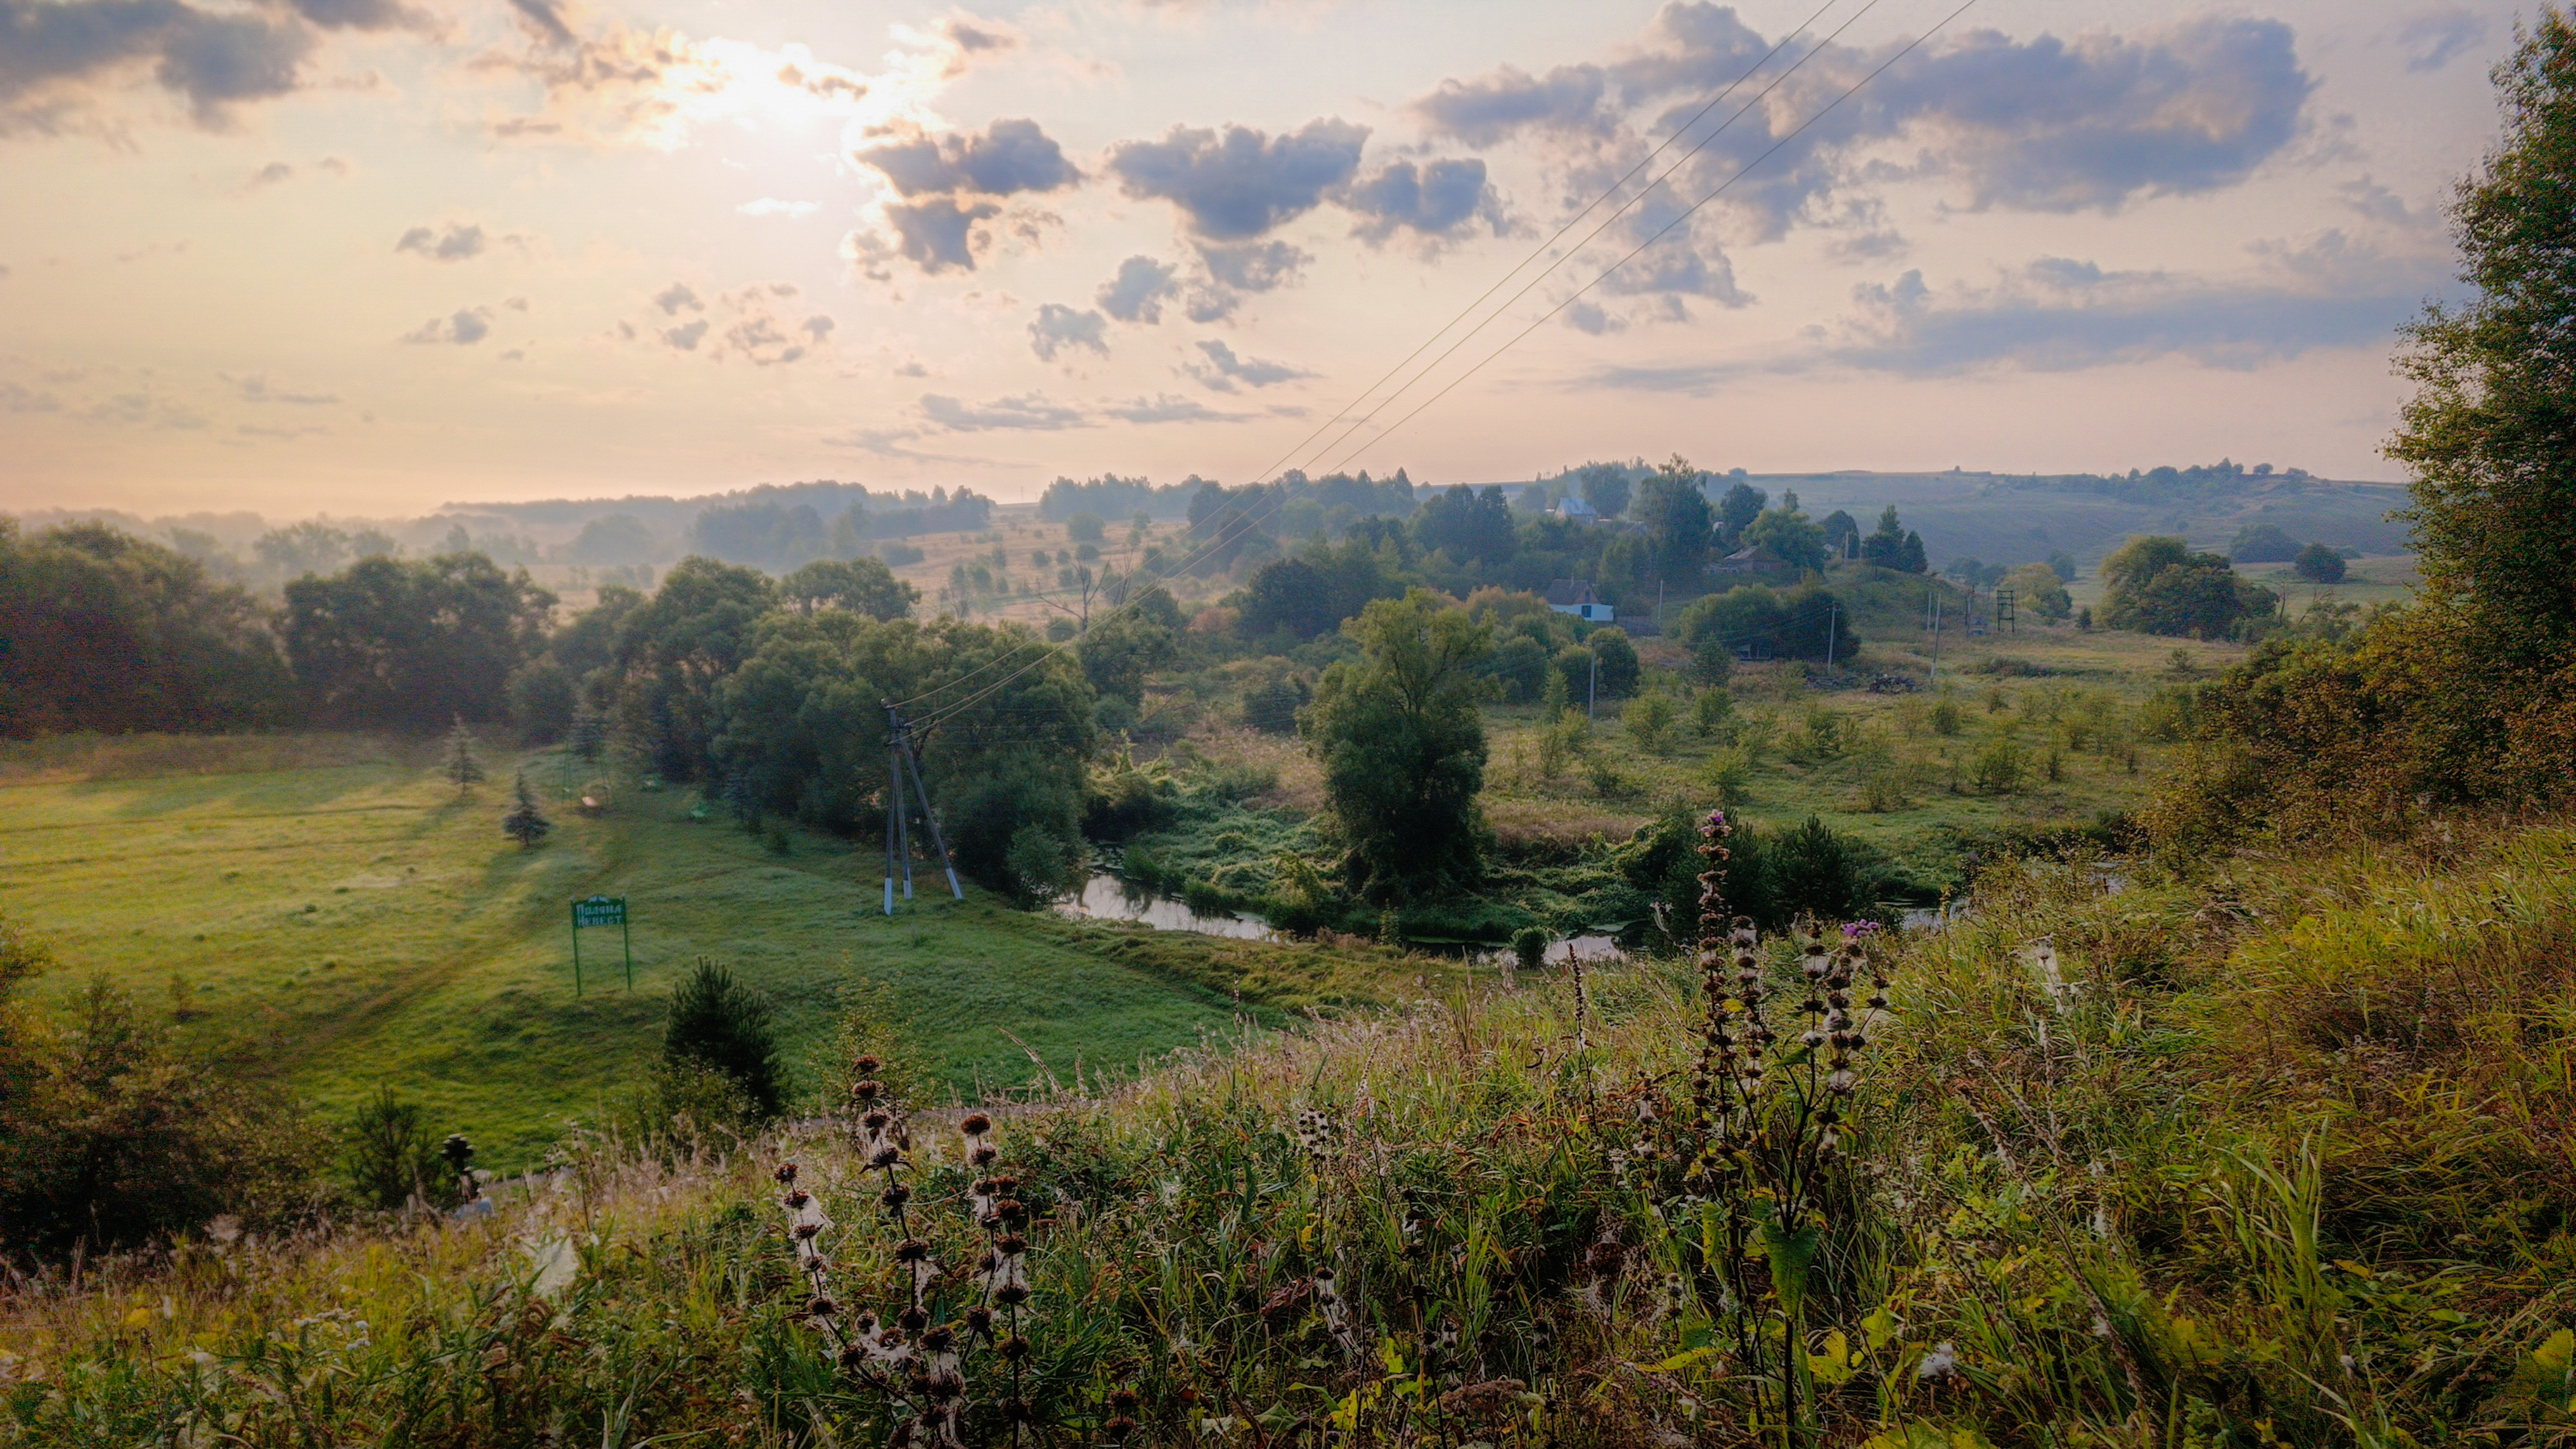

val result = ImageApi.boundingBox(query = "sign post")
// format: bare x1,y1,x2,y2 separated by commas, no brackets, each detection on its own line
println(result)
570,896,631,996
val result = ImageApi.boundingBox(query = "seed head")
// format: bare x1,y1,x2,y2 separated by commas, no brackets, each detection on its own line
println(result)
960,1112,992,1137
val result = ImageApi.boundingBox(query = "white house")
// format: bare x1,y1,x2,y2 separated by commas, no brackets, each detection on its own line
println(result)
1545,579,1615,623
1552,496,1599,521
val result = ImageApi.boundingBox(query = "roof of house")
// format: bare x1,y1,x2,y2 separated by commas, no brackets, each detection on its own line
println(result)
1543,579,1597,607
1714,545,1794,570
1554,496,1599,517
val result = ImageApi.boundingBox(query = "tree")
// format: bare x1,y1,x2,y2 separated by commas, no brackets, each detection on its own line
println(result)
1898,531,1929,574
1411,484,1517,564
2388,10,2576,666
1065,512,1107,544
1859,505,1908,569
343,1085,452,1211
506,657,576,742
1587,626,1641,698
1744,503,1830,572
444,717,486,794
2002,563,2072,621
2046,549,2078,581
503,771,552,849
663,959,785,1120
1714,480,1767,548
0,522,293,737
1819,509,1861,561
607,557,778,779
2101,536,2276,638
1304,589,1494,895
1578,461,1632,519
779,558,918,620
569,707,609,761
2293,542,2349,584
2227,522,2302,562
1076,609,1176,706
1637,456,1718,584
1239,557,1337,639
281,553,557,726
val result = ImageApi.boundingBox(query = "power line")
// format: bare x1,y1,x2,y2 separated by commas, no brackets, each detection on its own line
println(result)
917,1,1973,731
885,1,1846,715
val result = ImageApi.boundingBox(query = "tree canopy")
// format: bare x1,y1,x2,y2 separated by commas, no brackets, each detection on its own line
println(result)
2100,536,2275,640
1304,589,1493,896
281,553,555,726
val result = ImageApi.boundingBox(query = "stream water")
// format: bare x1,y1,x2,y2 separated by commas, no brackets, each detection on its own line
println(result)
1053,873,1628,964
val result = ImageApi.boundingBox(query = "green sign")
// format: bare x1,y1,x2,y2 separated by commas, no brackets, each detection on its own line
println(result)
569,896,632,995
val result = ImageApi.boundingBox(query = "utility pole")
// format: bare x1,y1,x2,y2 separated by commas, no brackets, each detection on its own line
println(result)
1929,588,1942,681
1824,602,1838,672
882,705,965,915
1587,649,1599,722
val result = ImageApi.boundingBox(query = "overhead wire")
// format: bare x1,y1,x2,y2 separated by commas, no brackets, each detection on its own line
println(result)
912,0,1974,735
883,0,1846,716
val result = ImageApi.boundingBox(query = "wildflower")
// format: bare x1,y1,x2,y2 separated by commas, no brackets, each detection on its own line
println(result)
1917,1341,1959,1382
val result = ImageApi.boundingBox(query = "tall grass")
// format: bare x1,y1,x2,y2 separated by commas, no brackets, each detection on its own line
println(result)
5,823,2572,1445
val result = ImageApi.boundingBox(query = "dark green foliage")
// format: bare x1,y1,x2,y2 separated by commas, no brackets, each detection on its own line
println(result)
2292,542,2348,583
1614,806,1892,934
2047,549,2078,581
1714,478,1767,546
1411,484,1517,564
1003,821,1086,906
2390,10,2576,667
1638,456,1719,582
0,952,323,1257
1306,589,1493,896
607,557,778,779
503,772,551,849
662,959,785,1121
1485,633,1554,703
1064,512,1107,544
1819,508,1860,560
342,1085,455,1211
1742,494,1830,571
1510,924,1549,973
778,557,918,620
1584,626,1640,698
1240,669,1310,733
1076,609,1177,705
1673,584,1845,660
1239,558,1335,639
506,657,577,742
687,499,830,570
0,521,292,737
2226,522,2302,562
569,706,609,761
1578,460,1632,518
2101,536,2276,639
281,553,556,726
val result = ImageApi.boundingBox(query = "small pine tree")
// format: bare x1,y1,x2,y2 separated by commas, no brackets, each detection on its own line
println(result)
663,959,785,1120
1540,660,1573,720
502,772,551,849
444,717,486,794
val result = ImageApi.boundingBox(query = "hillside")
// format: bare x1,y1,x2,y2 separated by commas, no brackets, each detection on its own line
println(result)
0,735,1457,1167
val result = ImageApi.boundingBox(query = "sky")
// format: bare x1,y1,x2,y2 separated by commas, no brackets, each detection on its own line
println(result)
0,0,2532,516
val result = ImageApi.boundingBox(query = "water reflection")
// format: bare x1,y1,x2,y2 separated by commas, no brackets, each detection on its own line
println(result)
1055,873,1277,941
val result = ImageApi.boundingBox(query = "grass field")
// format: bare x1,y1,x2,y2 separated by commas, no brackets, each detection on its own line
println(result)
0,735,1456,1169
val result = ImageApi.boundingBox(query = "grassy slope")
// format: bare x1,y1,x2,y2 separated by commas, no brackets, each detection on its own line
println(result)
8,820,2567,1446
0,735,1458,1168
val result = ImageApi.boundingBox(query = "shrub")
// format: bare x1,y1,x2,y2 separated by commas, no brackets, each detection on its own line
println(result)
663,960,785,1120
343,1084,456,1212
1004,821,1086,908
1929,697,1963,735
1699,745,1754,810
1971,737,2029,794
1510,925,1549,975
1690,686,1734,738
603,1059,756,1162
2292,541,2348,583
1623,692,1678,754
506,658,576,742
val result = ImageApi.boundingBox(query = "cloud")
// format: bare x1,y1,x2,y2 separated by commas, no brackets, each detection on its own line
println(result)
1100,393,1253,425
661,318,709,351
803,315,835,340
1097,255,1179,323
402,307,494,345
1028,303,1109,363
2395,8,2485,73
87,391,205,428
0,0,312,128
226,372,337,404
874,196,1001,273
1107,118,1369,239
395,222,487,261
236,422,328,439
919,391,1086,432
1188,338,1311,391
738,198,820,218
249,160,295,186
1415,11,2315,235
1339,157,1504,243
1,381,61,413
1821,247,2437,376
860,117,1078,198
1197,239,1307,292
653,282,703,314
506,0,576,48
281,0,425,31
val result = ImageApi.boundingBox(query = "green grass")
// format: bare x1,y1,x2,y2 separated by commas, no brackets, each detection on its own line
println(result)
0,734,1456,1168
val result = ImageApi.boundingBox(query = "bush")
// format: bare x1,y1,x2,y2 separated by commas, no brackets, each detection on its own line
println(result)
2227,521,2302,562
2293,541,2348,583
1623,692,1677,754
506,657,577,742
1004,821,1086,907
1064,512,1106,544
1241,672,1310,733
662,960,785,1120
603,1059,756,1162
1971,737,2029,794
343,1084,456,1212
1510,925,1549,974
